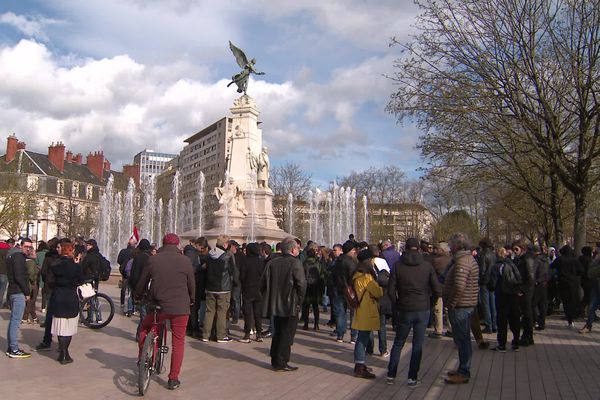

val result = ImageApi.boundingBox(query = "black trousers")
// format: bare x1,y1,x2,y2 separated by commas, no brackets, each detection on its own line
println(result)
496,293,520,347
301,303,320,327
518,290,534,341
243,297,262,334
532,284,548,329
270,316,298,368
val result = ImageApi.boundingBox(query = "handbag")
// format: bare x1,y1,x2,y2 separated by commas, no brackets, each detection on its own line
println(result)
78,283,96,299
343,277,367,310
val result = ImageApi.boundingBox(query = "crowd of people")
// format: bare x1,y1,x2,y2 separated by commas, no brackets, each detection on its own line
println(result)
1,230,599,391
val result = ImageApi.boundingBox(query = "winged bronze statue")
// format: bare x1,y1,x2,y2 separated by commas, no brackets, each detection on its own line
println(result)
227,41,265,94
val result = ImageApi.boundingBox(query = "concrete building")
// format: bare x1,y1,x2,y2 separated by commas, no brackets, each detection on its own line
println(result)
0,134,136,242
133,149,177,183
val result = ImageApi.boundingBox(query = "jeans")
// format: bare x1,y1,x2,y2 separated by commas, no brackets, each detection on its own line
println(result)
138,313,189,381
448,307,474,377
7,293,26,351
231,286,241,321
136,304,147,341
387,310,429,379
368,313,388,354
479,286,496,330
353,330,372,363
587,283,600,327
0,274,7,307
332,292,347,340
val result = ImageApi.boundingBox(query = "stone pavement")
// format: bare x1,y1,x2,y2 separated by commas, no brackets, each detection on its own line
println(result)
1,284,599,400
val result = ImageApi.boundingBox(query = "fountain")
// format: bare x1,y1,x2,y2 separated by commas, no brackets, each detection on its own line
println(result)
197,171,205,237
287,193,294,236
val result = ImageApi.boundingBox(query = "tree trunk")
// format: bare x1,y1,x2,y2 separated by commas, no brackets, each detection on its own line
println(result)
550,174,564,246
573,192,587,256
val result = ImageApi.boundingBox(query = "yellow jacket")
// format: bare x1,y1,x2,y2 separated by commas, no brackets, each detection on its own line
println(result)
351,271,383,331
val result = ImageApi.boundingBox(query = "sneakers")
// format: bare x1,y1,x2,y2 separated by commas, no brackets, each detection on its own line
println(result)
350,340,356,345
579,325,592,334
7,349,31,359
492,345,507,353
239,335,251,343
336,338,344,343
35,342,52,351
216,337,232,343
407,378,421,388
381,351,390,358
167,379,181,390
428,332,442,339
511,344,520,352
199,338,209,342
385,377,395,385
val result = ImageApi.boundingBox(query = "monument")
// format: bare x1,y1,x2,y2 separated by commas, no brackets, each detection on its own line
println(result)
188,43,288,243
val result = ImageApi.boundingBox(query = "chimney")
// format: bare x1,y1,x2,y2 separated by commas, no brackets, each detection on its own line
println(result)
103,159,111,171
5,134,18,163
122,164,141,187
65,150,73,163
73,153,83,165
17,141,26,150
86,151,105,181
48,141,66,173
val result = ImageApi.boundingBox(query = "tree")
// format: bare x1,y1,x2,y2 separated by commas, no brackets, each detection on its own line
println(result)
388,0,600,253
269,162,312,236
433,210,480,244
338,166,407,204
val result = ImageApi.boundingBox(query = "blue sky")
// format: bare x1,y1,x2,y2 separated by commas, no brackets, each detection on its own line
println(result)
0,0,423,187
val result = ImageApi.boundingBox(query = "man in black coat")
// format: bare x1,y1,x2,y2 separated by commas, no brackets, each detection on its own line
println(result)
6,238,33,358
82,239,102,289
117,237,137,310
330,241,358,342
261,237,306,371
512,240,536,346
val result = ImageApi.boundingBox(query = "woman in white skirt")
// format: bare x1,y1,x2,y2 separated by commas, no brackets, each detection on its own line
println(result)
48,241,83,364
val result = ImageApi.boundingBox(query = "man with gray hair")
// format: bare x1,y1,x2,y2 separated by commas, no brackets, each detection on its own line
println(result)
261,237,306,371
443,233,479,384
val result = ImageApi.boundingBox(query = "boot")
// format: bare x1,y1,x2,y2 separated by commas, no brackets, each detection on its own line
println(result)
313,323,320,331
57,350,65,363
353,363,375,379
302,321,309,330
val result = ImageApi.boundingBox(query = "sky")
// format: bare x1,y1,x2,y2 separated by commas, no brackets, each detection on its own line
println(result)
0,0,423,188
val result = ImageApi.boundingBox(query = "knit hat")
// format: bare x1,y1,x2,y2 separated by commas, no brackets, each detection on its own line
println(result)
342,240,356,254
405,237,419,250
162,233,180,246
138,239,151,251
357,248,374,262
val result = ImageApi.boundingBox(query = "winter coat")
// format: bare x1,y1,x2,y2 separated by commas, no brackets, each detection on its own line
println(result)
205,247,235,293
81,247,102,281
351,271,383,331
117,245,135,278
381,247,401,271
432,253,452,278
388,250,442,312
135,245,195,315
555,250,584,296
534,254,550,286
303,256,325,305
48,256,83,318
240,243,264,301
442,250,479,308
331,254,357,291
476,247,496,286
488,257,521,295
6,248,30,296
261,254,306,318
128,250,151,291
514,252,536,294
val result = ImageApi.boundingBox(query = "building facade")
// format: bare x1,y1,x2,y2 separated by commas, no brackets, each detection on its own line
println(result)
133,149,177,182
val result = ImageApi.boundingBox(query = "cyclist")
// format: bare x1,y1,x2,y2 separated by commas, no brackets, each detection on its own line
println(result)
135,233,195,391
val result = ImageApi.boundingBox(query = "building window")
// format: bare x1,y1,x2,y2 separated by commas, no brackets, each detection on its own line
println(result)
27,175,39,192
72,182,80,197
86,185,93,200
57,180,64,195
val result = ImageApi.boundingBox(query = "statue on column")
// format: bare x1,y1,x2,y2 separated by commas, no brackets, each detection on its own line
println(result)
227,41,265,94
257,147,270,189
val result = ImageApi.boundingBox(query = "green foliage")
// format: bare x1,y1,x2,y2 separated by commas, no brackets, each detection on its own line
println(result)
433,210,479,244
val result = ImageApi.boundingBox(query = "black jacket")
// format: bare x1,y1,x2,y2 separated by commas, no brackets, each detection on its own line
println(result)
117,245,135,277
128,250,151,290
7,249,30,296
240,243,264,300
476,247,496,286
388,250,441,312
331,254,357,291
515,252,535,294
261,253,306,318
205,247,235,293
40,249,60,286
534,254,550,285
81,247,102,281
48,257,83,318
488,257,521,295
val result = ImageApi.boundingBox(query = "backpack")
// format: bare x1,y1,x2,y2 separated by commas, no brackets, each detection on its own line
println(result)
502,259,522,287
124,258,134,279
98,256,112,281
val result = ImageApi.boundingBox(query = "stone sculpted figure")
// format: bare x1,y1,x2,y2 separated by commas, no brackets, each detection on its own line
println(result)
248,146,258,174
214,177,247,216
257,146,270,189
227,41,265,94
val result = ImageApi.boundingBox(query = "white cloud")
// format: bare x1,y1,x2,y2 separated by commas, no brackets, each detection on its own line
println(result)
0,12,63,41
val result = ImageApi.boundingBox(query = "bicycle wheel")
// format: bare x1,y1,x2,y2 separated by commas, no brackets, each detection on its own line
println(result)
79,293,115,329
138,331,156,396
155,325,167,375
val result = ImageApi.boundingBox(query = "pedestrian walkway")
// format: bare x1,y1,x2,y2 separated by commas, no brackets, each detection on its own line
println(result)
1,284,599,400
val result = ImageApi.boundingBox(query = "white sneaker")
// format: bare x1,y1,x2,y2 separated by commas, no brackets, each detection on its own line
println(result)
381,351,390,358
386,377,394,385
407,378,421,387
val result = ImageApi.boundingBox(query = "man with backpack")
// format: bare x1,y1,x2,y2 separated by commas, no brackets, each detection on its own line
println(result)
488,247,522,352
117,237,137,312
82,239,109,289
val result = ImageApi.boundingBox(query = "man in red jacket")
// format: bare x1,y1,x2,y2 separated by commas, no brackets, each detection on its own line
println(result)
135,233,195,390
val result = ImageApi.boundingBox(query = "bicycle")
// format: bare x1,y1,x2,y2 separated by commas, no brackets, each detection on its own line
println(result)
138,304,169,396
78,282,115,329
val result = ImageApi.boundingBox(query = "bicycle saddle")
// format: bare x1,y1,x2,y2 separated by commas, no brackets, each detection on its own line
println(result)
147,304,163,312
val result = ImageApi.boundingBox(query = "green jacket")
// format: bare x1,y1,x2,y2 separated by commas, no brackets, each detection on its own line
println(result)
351,271,383,331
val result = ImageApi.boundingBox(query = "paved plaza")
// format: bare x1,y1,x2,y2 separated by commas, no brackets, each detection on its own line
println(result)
1,283,599,400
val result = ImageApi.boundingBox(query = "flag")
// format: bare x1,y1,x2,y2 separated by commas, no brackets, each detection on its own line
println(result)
129,226,139,243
